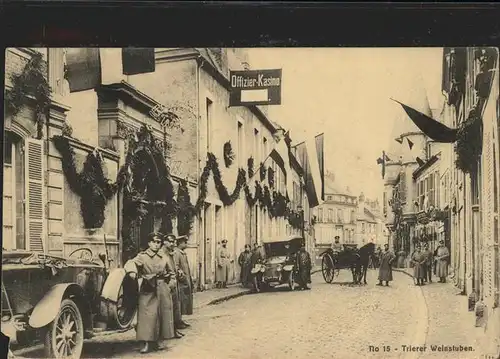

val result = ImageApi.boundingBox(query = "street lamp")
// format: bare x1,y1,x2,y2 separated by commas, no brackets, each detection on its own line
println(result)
297,204,305,239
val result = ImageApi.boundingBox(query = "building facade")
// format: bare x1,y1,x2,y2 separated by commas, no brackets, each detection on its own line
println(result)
382,47,500,356
3,47,319,293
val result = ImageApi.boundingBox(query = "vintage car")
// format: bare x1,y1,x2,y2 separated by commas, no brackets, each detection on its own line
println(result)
253,236,304,291
1,248,138,359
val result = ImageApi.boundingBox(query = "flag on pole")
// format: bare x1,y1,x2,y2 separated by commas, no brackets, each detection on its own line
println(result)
269,131,294,198
376,150,386,179
295,134,324,208
416,157,425,167
315,133,325,201
391,98,458,143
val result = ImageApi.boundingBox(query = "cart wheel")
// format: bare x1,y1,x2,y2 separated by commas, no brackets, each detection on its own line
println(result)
289,271,295,291
322,255,335,283
44,299,84,359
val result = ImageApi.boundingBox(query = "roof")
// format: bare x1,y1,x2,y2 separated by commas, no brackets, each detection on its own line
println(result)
324,177,353,197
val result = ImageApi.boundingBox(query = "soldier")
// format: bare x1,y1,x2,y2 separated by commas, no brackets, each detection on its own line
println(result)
238,244,253,288
216,239,232,288
124,232,175,354
173,235,194,318
296,242,312,290
162,234,186,337
422,242,433,283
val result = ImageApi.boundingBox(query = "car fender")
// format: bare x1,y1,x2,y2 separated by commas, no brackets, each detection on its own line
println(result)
100,268,129,303
29,283,87,329
282,265,294,271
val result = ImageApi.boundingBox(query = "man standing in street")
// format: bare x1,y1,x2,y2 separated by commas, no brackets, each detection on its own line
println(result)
377,243,395,286
250,242,265,292
435,240,450,283
124,232,175,354
238,244,253,288
422,242,433,283
173,235,194,319
163,234,186,337
216,239,232,288
296,242,312,290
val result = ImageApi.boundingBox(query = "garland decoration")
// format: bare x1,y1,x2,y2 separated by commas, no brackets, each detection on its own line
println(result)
5,52,51,139
287,210,303,230
247,157,255,179
176,179,196,236
268,167,275,188
454,107,483,174
208,153,246,206
272,191,289,217
244,181,262,208
223,141,235,168
52,136,119,229
260,163,267,181
260,185,273,214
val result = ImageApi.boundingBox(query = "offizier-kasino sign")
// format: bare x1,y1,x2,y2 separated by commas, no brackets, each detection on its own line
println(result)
229,69,282,106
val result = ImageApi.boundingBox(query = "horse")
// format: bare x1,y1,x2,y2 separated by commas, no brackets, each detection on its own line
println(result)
354,242,376,284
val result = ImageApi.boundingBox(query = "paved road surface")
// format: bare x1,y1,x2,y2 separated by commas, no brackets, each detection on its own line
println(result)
17,269,438,359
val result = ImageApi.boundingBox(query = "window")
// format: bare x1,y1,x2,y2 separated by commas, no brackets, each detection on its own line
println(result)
328,209,333,222
351,210,356,223
362,222,366,233
327,195,332,201
318,208,323,222
206,98,213,152
263,137,268,160
237,121,244,167
253,129,260,163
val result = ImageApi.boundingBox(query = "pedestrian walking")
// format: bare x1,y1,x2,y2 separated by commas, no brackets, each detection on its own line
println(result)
173,235,194,317
377,244,395,286
216,239,232,288
296,243,312,290
162,234,186,337
410,244,427,286
422,242,433,283
238,244,253,288
124,232,175,354
435,240,450,283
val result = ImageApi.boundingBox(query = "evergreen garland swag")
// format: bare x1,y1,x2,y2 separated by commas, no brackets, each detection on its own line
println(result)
52,136,119,229
5,52,51,139
268,167,275,188
177,179,196,236
260,163,267,181
247,157,255,179
454,108,483,174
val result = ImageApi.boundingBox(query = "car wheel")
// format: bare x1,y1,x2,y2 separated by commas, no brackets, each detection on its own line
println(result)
288,272,295,291
110,275,138,330
44,298,84,359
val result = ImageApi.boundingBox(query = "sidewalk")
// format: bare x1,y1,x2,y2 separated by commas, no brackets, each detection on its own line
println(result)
393,268,493,359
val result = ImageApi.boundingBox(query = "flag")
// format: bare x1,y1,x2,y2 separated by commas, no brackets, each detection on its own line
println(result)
395,137,403,144
407,138,414,150
376,151,386,179
65,48,101,92
416,157,425,167
315,133,325,201
391,99,458,143
122,48,156,75
295,134,324,208
64,47,156,92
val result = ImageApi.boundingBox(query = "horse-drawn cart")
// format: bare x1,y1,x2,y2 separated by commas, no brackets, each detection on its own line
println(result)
320,243,375,285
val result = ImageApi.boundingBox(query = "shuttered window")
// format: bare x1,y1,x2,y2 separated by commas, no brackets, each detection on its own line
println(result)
25,138,45,252
3,137,15,250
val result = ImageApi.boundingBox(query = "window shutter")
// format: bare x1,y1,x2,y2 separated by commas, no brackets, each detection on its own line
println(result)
25,138,45,252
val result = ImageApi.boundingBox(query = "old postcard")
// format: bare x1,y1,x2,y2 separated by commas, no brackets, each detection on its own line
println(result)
2,47,500,359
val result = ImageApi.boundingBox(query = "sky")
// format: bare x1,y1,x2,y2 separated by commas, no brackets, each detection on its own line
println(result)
246,48,444,202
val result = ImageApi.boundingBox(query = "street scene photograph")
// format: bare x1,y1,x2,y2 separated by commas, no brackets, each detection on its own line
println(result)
2,47,500,359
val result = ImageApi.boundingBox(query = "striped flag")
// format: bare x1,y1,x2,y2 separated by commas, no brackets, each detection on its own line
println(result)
64,47,156,92
295,133,324,208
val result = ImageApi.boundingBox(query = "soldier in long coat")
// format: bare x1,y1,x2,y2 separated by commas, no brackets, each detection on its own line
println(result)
238,244,253,287
422,242,433,283
296,243,312,290
162,234,187,336
411,244,427,286
435,240,450,283
173,235,194,316
216,239,232,288
377,244,395,286
124,232,175,354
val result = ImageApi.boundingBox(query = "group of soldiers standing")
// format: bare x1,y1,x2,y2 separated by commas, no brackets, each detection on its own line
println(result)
410,239,450,285
124,232,194,354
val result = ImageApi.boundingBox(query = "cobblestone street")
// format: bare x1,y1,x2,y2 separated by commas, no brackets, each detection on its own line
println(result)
17,270,433,359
